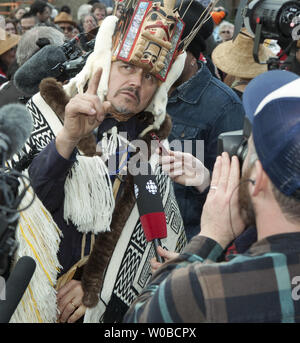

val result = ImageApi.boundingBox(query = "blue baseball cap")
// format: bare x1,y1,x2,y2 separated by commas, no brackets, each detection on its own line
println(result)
243,70,300,197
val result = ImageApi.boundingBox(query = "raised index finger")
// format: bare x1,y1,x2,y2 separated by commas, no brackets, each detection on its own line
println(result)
86,67,103,95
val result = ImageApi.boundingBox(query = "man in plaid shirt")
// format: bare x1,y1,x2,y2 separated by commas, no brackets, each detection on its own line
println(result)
123,70,300,323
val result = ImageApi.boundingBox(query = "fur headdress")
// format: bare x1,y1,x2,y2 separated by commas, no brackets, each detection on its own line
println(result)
64,0,217,136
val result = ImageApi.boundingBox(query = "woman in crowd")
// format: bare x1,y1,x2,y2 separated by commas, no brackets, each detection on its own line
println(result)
217,20,234,42
5,18,17,35
0,28,20,86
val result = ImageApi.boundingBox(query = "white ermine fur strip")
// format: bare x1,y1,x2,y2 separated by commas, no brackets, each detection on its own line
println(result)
64,15,119,100
141,51,187,137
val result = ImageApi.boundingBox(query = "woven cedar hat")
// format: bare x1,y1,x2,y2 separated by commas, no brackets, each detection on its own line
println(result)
54,11,77,27
212,28,275,79
0,28,20,56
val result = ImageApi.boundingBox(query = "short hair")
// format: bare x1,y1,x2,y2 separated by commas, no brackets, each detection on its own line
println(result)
16,26,64,66
219,21,234,31
14,6,28,17
20,11,36,20
271,184,300,223
5,17,17,27
82,13,98,26
77,4,92,23
30,0,50,15
92,3,107,12
60,5,71,14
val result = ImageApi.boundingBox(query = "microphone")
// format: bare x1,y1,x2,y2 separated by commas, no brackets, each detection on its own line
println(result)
0,104,34,276
133,162,167,263
14,45,67,96
0,256,36,323
0,103,33,162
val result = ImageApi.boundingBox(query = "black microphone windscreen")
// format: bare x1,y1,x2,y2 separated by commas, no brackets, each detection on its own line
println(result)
0,256,36,323
0,103,33,159
14,45,67,96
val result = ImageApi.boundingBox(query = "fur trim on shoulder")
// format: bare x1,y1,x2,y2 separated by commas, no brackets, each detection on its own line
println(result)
82,173,135,307
40,78,69,122
39,78,97,156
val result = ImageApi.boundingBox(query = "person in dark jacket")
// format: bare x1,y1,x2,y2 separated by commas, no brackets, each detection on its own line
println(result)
166,0,245,241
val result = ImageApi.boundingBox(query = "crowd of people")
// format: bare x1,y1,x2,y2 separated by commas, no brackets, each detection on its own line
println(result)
0,0,126,89
0,0,299,324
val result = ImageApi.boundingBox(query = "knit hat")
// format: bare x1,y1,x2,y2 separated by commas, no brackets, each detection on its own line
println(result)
0,28,20,56
243,70,300,197
212,29,275,79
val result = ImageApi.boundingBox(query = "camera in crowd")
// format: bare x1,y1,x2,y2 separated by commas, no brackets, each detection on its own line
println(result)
218,0,300,163
217,117,252,168
52,34,96,81
235,0,300,70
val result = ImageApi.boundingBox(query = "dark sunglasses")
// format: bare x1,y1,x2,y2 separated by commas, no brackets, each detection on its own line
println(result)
60,25,73,32
220,30,231,34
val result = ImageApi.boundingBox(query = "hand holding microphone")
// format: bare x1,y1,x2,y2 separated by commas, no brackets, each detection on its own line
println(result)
150,246,179,274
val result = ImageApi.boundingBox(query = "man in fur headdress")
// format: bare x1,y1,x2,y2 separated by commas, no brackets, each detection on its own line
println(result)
10,0,213,323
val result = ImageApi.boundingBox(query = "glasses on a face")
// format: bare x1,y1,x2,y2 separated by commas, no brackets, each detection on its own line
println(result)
5,28,16,34
21,26,34,32
220,30,231,34
60,25,73,32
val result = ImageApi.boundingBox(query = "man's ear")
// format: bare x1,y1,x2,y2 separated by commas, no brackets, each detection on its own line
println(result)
251,160,268,196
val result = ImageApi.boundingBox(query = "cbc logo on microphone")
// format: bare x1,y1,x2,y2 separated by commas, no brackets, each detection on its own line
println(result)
0,276,5,300
292,276,300,301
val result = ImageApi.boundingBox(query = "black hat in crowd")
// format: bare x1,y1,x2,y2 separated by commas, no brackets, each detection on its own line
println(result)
179,0,214,58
